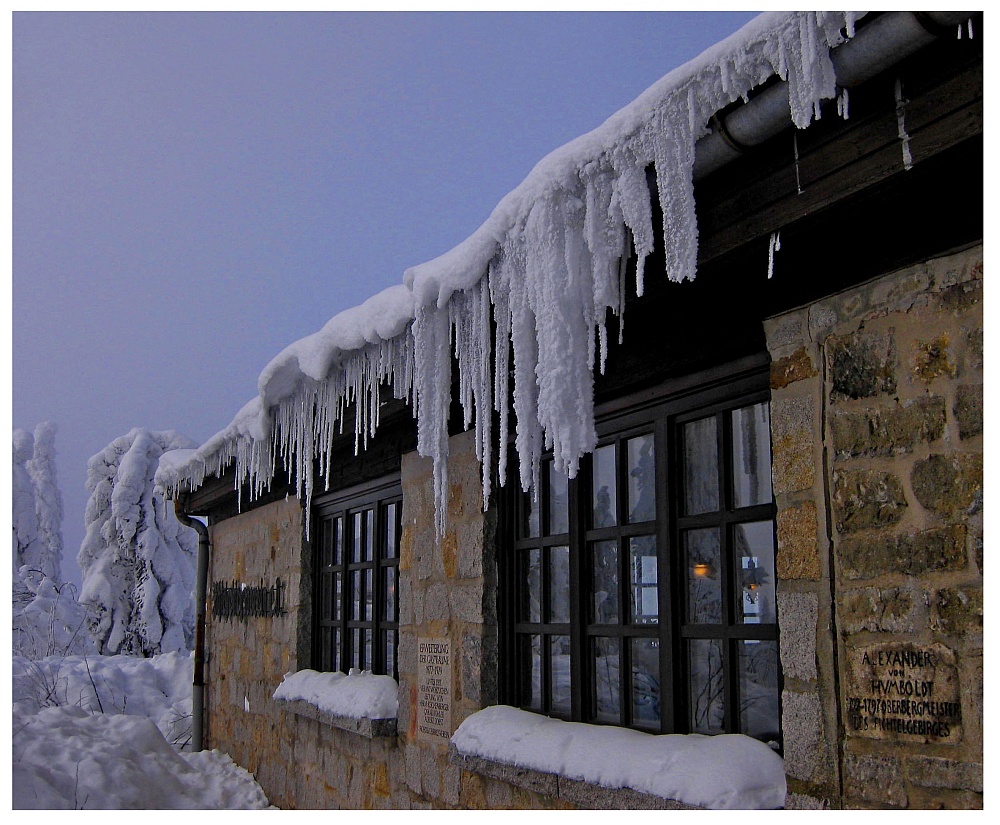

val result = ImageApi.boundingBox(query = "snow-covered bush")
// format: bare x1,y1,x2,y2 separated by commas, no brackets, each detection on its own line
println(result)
78,428,199,657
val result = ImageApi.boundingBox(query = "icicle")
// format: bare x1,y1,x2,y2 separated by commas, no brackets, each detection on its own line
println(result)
894,78,914,171
837,86,849,120
767,231,781,280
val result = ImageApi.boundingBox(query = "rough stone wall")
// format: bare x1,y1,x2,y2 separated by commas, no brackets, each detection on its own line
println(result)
765,245,983,809
204,434,588,809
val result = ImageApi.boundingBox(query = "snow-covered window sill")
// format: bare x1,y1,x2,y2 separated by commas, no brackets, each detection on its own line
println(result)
449,706,786,810
272,669,398,739
277,698,397,739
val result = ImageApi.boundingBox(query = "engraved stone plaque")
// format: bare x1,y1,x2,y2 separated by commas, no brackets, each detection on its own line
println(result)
416,636,452,743
845,642,961,742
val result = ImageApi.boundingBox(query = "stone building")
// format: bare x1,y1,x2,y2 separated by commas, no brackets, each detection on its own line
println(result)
163,11,983,810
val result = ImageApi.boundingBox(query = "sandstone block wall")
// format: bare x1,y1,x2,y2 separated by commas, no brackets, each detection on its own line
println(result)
765,245,983,810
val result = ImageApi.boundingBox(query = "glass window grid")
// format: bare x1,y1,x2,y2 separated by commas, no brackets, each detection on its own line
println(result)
503,379,780,745
314,483,401,680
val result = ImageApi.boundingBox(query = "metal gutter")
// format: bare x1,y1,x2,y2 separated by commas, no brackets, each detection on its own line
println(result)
175,499,211,753
692,11,978,180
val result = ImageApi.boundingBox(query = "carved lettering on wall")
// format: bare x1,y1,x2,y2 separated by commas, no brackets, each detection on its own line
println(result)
845,642,962,742
416,637,452,743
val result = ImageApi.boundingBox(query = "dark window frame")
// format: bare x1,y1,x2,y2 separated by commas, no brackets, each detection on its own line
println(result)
312,476,401,680
500,361,781,744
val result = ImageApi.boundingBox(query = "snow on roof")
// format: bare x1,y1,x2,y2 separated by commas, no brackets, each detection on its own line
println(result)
163,12,864,530
451,705,786,810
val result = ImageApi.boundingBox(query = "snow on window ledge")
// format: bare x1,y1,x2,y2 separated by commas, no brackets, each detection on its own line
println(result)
272,669,398,739
449,705,786,810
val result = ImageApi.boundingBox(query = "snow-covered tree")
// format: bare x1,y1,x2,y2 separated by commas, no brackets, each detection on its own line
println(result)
27,421,64,582
13,424,93,658
78,428,199,657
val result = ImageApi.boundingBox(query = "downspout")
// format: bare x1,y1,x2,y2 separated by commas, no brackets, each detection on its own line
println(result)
175,498,210,753
692,11,978,180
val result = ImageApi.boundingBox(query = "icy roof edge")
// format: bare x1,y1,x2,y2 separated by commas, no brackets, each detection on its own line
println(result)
164,11,864,504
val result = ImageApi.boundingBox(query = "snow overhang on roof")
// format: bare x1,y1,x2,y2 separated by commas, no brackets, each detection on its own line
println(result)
159,10,976,535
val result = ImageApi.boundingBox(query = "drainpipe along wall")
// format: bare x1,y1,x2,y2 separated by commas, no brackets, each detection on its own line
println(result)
175,499,211,753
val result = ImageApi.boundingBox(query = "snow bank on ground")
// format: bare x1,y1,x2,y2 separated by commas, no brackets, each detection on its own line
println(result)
12,706,270,809
12,651,272,809
13,651,194,748
273,668,398,719
451,705,786,810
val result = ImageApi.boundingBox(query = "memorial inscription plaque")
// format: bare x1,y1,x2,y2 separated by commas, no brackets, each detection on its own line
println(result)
417,637,452,743
845,642,961,742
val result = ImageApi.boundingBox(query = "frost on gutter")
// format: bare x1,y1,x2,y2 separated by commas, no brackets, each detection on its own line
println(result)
160,11,864,534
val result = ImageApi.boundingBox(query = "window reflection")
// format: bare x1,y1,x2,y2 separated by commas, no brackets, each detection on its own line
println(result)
738,640,780,741
683,417,719,515
592,444,617,527
548,465,569,535
629,536,658,624
591,541,619,624
685,529,721,624
551,635,572,714
734,522,776,624
594,637,621,723
627,435,656,522
732,403,772,509
549,546,570,623
688,638,725,735
631,638,660,727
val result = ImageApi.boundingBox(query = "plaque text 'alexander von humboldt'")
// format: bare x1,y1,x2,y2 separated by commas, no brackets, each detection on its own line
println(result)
846,642,962,742
417,638,452,742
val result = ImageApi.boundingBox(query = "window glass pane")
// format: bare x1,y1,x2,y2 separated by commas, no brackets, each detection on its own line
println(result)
548,463,569,535
688,638,725,734
524,492,540,538
629,536,658,624
549,546,570,624
350,628,361,670
519,635,542,710
592,444,617,527
322,519,334,567
352,512,363,562
593,637,621,723
320,626,333,671
383,567,396,622
384,631,396,678
320,572,331,619
519,549,542,623
363,629,372,671
550,635,572,714
351,570,362,620
333,572,342,620
631,638,661,728
364,509,374,561
591,540,619,624
384,502,398,558
685,528,722,624
335,517,343,566
738,640,781,742
683,416,719,515
363,569,373,621
626,434,656,523
735,521,776,624
732,403,772,509
330,628,341,672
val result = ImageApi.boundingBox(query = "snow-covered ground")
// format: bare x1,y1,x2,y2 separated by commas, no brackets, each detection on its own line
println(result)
12,652,272,809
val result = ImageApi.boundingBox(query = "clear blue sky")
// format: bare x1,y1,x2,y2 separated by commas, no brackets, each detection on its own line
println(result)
13,10,759,584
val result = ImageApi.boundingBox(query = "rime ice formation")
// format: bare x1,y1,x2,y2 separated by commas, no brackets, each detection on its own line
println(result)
80,428,200,656
161,12,865,534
